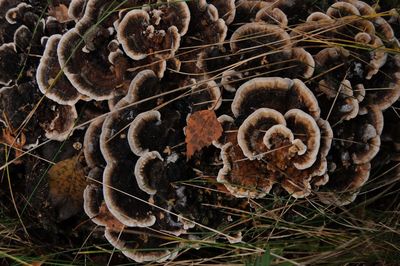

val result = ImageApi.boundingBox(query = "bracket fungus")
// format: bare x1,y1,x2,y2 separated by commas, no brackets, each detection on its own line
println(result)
117,1,190,60
1,0,400,263
76,0,400,261
216,78,329,198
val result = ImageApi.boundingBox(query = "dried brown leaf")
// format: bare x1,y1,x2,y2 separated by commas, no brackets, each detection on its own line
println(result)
48,4,71,23
1,128,26,163
185,110,223,159
48,155,87,220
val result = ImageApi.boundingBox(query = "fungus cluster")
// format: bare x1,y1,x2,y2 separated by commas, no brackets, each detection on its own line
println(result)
0,0,399,263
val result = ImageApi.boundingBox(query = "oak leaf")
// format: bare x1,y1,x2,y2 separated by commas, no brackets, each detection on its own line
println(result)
185,110,223,159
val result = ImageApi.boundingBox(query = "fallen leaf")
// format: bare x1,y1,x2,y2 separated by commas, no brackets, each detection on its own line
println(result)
48,155,87,220
48,4,71,23
185,110,223,159
1,128,26,163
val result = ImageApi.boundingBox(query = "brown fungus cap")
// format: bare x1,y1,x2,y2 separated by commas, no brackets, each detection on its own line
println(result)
99,105,155,228
284,109,321,170
218,104,326,199
124,69,162,109
105,227,179,263
189,79,222,111
134,151,164,195
318,163,371,206
143,1,191,36
83,116,106,169
128,110,162,156
326,2,360,18
342,0,376,16
0,43,20,85
186,0,227,45
217,142,276,198
290,48,315,79
13,25,32,51
5,2,32,24
350,106,383,165
255,7,288,27
237,108,286,160
306,12,333,22
0,0,19,18
234,0,269,22
361,54,400,111
209,0,236,25
41,103,77,141
58,28,130,100
231,77,320,119
83,168,124,229
36,34,84,105
213,115,236,148
102,161,157,227
68,0,86,21
117,9,181,60
99,70,162,162
230,22,291,54
128,109,181,157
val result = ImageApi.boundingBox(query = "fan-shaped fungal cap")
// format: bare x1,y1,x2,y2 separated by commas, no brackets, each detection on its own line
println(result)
342,0,375,15
13,25,32,51
83,117,106,168
319,163,371,206
190,79,222,111
230,22,292,53
103,161,157,227
326,2,360,18
117,9,181,60
58,28,129,100
125,69,161,105
255,7,288,27
37,34,83,105
209,0,236,25
213,115,236,148
349,106,383,164
0,43,19,85
105,228,178,263
237,108,286,160
128,110,162,156
291,48,315,79
42,104,77,141
362,54,400,111
306,12,333,22
5,2,32,24
99,70,162,163
217,142,276,198
284,109,321,170
128,109,180,157
231,77,320,119
187,0,228,45
263,124,295,149
68,0,86,21
83,172,124,230
143,1,191,35
134,151,164,195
